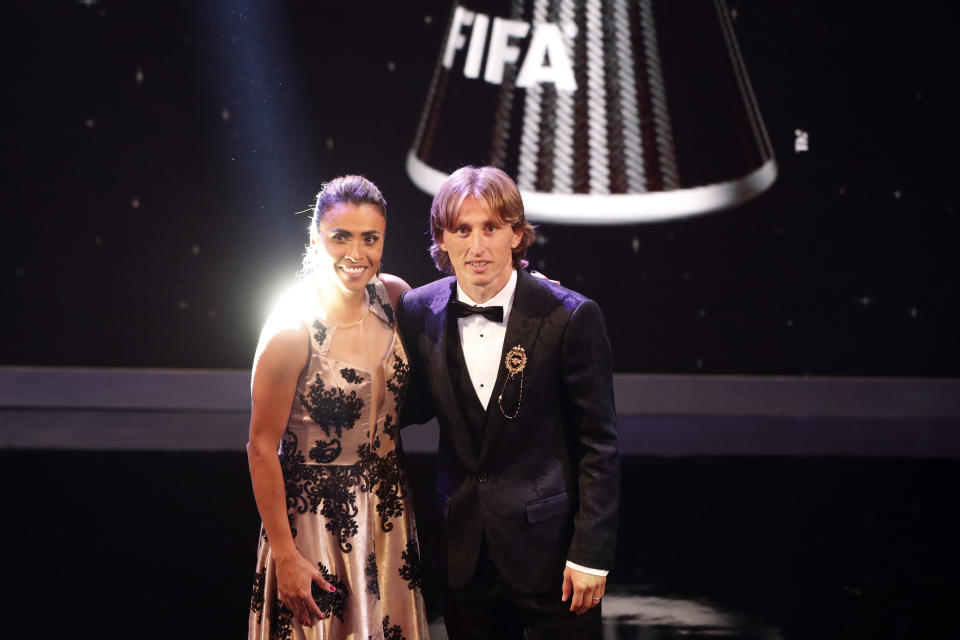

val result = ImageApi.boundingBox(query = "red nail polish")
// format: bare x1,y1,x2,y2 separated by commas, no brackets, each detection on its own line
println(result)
328,585,336,592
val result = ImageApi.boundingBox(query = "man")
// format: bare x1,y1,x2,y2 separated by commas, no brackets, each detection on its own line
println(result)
397,166,619,639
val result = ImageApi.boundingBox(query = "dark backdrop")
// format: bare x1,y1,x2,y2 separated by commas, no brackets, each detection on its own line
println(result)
3,0,958,375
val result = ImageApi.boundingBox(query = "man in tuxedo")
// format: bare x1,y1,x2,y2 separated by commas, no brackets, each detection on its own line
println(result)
397,166,620,640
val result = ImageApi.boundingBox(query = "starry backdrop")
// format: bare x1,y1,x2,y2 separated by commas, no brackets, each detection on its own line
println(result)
2,0,958,376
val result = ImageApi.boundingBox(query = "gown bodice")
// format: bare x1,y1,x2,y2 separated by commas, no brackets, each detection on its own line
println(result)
281,279,409,468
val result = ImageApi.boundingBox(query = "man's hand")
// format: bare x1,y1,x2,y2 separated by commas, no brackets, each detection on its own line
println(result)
530,270,561,285
560,566,606,615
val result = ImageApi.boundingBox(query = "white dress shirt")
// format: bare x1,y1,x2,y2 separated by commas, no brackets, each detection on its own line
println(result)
455,269,608,578
455,269,518,409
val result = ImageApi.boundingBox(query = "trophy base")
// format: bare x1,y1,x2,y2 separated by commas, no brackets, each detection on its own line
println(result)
407,151,777,225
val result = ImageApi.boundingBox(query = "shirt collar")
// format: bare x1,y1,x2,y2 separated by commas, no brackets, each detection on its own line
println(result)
456,269,518,321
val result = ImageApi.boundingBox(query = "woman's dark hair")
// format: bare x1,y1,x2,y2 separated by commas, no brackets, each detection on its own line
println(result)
301,175,387,276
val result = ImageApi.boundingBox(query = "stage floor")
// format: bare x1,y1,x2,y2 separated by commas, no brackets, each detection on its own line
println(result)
2,450,957,639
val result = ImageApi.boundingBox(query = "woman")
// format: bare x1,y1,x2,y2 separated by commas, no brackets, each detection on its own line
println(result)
246,176,428,639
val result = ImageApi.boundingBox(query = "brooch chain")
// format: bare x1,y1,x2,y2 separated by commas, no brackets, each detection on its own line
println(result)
497,345,527,419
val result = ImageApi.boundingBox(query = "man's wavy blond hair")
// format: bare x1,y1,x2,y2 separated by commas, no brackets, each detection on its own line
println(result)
429,166,536,274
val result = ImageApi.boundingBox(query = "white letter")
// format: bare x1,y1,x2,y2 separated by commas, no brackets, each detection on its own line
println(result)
484,17,530,85
516,23,577,91
463,13,490,79
443,6,475,69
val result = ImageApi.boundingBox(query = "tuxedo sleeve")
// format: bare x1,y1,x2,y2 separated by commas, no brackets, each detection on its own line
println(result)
396,290,436,428
560,299,620,571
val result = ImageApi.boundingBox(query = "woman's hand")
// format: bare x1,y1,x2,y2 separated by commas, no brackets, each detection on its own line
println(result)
275,551,337,627
247,313,325,627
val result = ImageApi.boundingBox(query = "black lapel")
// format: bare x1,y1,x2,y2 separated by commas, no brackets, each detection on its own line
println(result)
479,270,549,462
424,279,479,467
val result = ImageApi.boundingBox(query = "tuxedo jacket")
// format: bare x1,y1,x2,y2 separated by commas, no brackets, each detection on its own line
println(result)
397,268,620,594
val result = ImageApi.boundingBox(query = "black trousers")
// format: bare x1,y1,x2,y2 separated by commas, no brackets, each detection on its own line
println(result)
444,538,603,640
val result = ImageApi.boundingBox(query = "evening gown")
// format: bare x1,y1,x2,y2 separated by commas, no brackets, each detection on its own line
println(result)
249,279,429,640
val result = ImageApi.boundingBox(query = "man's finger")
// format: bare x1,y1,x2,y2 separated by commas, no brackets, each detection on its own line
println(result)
560,572,572,602
579,588,596,615
569,583,584,613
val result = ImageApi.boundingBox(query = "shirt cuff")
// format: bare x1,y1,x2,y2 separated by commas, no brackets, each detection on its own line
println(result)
565,561,608,577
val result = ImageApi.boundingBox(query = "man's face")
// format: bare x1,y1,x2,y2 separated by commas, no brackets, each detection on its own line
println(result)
439,198,522,301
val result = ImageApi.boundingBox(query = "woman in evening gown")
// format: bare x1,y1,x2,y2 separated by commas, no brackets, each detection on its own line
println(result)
246,176,428,639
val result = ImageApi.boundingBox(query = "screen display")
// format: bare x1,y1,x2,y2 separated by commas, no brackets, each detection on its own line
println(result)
3,1,957,375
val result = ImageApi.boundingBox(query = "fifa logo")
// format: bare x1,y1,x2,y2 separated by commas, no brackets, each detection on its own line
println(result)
409,0,777,225
443,5,577,91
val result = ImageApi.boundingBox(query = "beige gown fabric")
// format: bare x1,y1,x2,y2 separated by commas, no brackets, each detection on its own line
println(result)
249,279,429,640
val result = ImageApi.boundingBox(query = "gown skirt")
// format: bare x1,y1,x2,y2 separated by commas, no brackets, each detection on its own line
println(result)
248,280,429,640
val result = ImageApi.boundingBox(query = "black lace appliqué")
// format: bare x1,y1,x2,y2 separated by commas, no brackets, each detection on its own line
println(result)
281,429,369,548
250,567,266,622
300,373,364,439
369,445,406,532
290,466,369,551
340,367,363,384
382,413,398,442
281,433,408,550
272,600,294,640
279,428,306,467
382,615,407,640
311,562,348,622
309,438,342,463
399,540,423,590
385,352,410,416
376,458,405,531
279,429,307,539
313,319,328,345
366,283,395,326
365,552,380,599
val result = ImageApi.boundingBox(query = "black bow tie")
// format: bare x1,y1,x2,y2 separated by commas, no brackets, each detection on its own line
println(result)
450,299,504,323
